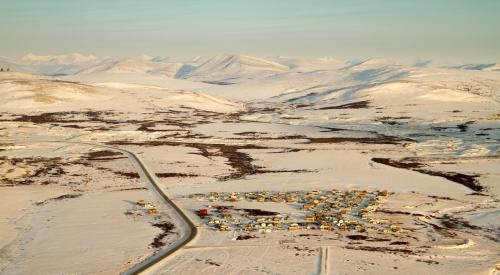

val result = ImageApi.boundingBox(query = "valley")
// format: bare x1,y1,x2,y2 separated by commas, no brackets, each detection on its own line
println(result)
0,54,499,274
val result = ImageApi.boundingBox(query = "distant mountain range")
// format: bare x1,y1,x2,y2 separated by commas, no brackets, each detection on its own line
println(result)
1,53,497,81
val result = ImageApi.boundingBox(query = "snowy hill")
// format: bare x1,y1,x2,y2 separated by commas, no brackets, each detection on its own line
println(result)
21,53,97,64
77,56,156,74
1,53,499,158
446,63,499,72
176,54,289,83
271,56,343,72
16,53,99,76
0,72,241,113
2,53,499,105
0,72,109,110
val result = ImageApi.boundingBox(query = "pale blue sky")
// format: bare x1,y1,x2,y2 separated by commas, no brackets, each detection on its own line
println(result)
1,0,499,62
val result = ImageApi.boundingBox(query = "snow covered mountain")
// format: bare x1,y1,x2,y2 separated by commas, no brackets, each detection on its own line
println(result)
175,54,289,83
21,53,97,64
2,53,499,105
15,53,99,76
446,63,500,72
1,53,498,158
4,53,497,85
0,71,241,113
2,54,205,78
270,56,343,72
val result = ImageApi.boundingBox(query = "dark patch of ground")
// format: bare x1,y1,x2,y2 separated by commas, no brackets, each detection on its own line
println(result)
295,104,312,108
372,158,482,192
236,234,258,240
137,120,192,132
457,121,475,132
431,121,475,133
202,80,234,85
85,150,124,161
344,245,422,255
428,195,454,200
59,124,87,129
417,169,482,192
2,108,235,135
113,171,141,179
111,187,148,192
417,220,457,238
346,235,368,240
438,214,481,230
150,221,175,249
305,135,408,145
235,208,279,216
0,156,66,186
194,258,222,266
389,241,410,245
371,158,425,169
416,259,440,265
35,194,82,206
155,172,199,178
11,111,115,124
107,140,310,180
375,116,412,125
233,131,307,140
466,192,487,196
317,100,370,110
375,209,425,217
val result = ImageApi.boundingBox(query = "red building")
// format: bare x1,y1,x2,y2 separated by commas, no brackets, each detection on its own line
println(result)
198,208,208,217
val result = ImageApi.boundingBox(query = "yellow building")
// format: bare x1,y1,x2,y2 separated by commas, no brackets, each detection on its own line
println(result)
306,215,316,222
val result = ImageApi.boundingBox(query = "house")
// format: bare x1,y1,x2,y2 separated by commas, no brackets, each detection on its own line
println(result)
306,223,320,230
303,204,315,211
273,216,282,223
285,196,295,203
288,223,299,231
136,200,145,206
219,224,229,231
147,208,158,215
306,215,316,222
320,224,330,231
198,208,208,217
315,211,325,218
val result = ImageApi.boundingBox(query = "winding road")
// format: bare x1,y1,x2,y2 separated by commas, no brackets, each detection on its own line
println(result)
119,146,197,275
1,139,198,275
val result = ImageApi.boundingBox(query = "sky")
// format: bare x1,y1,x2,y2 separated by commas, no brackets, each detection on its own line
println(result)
1,0,499,62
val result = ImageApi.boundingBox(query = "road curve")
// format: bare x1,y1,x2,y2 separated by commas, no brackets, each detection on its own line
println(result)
1,139,198,275
120,148,197,275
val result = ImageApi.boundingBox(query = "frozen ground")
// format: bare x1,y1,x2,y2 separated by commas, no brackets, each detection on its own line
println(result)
0,54,499,274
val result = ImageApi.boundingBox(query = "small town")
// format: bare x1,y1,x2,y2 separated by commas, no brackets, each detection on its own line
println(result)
185,189,398,234
2,2,497,273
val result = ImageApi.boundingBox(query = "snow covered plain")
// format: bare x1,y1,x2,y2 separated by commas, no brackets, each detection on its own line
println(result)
0,54,499,274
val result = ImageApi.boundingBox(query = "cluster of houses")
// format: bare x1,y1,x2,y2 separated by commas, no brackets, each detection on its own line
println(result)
189,189,394,233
